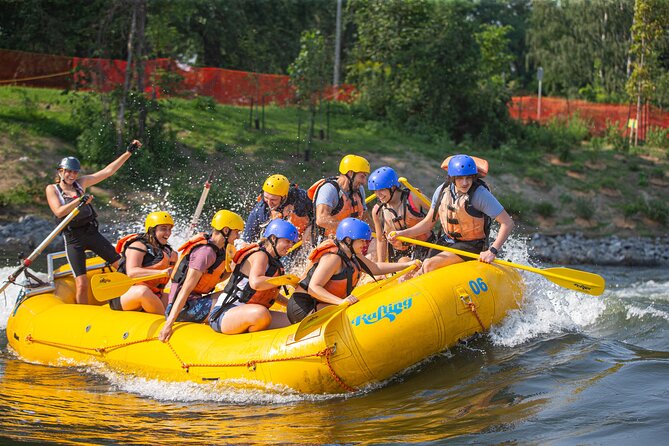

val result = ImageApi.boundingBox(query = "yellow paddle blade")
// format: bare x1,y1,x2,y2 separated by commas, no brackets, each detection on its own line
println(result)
540,267,606,296
91,271,168,301
293,263,418,341
266,274,301,287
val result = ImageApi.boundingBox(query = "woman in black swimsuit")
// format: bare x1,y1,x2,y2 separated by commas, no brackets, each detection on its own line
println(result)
45,140,141,304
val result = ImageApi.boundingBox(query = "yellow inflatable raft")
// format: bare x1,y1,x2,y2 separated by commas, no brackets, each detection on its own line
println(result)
7,252,524,394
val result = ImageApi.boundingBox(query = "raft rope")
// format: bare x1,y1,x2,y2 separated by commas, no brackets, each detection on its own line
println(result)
24,334,356,392
461,297,487,331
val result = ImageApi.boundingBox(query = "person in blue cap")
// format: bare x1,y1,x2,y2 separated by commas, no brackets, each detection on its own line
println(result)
368,166,433,262
209,218,299,334
388,154,514,273
286,217,419,324
45,140,141,304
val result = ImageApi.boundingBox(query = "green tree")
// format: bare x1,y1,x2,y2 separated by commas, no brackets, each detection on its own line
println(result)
348,0,512,144
626,0,669,144
528,0,634,101
288,30,331,161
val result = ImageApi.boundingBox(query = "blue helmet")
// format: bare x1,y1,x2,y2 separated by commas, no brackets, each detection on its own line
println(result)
368,166,400,191
336,218,372,242
447,155,477,177
58,156,81,171
263,218,299,242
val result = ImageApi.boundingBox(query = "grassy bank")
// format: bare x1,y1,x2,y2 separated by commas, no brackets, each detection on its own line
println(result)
1,86,668,236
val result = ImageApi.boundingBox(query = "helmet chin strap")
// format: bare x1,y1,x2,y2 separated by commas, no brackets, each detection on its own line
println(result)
268,235,281,258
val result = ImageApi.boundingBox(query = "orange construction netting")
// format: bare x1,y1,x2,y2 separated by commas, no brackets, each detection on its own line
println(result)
0,48,355,105
1,48,667,138
509,96,669,140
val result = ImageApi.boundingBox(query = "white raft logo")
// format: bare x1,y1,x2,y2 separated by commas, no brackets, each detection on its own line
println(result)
350,295,414,326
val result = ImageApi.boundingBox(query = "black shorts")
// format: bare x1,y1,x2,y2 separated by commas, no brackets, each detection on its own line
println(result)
427,236,485,262
286,292,318,324
64,223,121,277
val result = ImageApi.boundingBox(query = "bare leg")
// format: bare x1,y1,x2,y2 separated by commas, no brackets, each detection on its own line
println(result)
218,305,272,334
75,275,88,305
422,251,464,273
120,285,165,314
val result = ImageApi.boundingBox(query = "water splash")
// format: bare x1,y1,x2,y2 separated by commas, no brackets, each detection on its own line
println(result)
488,234,607,348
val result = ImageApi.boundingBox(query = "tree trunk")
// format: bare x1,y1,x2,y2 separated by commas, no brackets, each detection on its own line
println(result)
117,2,137,149
135,0,147,140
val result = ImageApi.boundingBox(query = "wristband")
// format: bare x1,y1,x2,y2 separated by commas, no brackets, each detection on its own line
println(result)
489,246,498,255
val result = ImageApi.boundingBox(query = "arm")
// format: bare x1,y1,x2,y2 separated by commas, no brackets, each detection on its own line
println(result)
371,204,388,261
242,204,266,243
357,254,418,276
389,206,438,242
315,203,339,234
124,241,172,278
158,267,203,342
306,254,349,305
479,210,514,264
246,252,280,291
45,184,92,218
77,139,140,189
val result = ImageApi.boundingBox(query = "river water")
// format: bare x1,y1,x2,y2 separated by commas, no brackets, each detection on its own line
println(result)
1,236,668,444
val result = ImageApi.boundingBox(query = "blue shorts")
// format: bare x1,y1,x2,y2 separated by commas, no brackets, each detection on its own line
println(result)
208,302,241,333
165,296,213,323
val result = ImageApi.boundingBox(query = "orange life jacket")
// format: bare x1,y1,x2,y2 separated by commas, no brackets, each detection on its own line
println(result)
115,233,175,294
377,188,431,251
170,233,233,296
308,177,365,238
219,243,284,308
256,184,312,236
436,180,491,242
298,239,361,298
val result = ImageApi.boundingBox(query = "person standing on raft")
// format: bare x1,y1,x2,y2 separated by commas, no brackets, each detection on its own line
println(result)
45,140,141,304
209,218,299,334
110,211,177,314
388,154,514,273
158,210,244,342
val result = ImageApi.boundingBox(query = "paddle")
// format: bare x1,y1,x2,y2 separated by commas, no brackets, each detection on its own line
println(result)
187,172,214,236
293,262,418,341
395,235,606,296
266,274,301,287
397,177,431,208
0,200,88,294
91,271,169,301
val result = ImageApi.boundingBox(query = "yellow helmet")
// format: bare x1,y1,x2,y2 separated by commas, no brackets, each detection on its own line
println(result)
339,154,370,174
144,211,174,232
211,210,244,231
262,174,290,197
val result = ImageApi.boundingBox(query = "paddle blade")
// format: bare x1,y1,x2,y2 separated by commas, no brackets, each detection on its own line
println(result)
91,271,168,301
541,267,606,296
294,303,348,341
266,274,301,287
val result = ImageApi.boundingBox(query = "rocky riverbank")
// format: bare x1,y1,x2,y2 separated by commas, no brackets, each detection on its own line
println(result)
0,215,125,258
1,215,668,266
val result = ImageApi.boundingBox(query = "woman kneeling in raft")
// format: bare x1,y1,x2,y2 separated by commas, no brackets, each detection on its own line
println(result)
286,217,420,324
110,211,177,314
158,210,244,342
388,154,514,273
45,140,141,304
209,219,299,334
